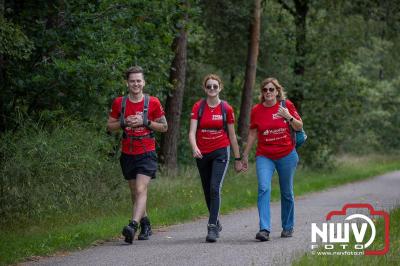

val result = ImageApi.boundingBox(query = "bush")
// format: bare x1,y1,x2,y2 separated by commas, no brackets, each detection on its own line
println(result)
0,120,125,226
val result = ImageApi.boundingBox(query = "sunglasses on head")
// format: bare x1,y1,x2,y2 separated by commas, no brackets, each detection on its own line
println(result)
262,87,276,92
206,84,219,90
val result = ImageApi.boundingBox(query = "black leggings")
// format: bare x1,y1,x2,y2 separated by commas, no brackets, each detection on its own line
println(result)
196,147,230,225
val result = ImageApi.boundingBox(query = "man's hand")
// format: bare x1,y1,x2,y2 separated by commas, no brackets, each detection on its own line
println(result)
126,115,143,128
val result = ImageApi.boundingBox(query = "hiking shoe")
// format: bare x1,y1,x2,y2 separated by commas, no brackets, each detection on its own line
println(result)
216,220,222,238
255,230,270,241
138,216,153,240
281,229,293,238
206,224,218,243
122,220,138,244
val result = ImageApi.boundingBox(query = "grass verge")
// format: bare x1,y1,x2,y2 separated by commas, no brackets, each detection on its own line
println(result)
1,154,399,265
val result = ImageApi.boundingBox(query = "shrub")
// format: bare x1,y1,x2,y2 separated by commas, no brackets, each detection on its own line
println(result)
0,120,124,226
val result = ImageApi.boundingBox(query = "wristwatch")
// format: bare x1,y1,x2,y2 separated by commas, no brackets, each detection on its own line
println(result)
147,120,152,127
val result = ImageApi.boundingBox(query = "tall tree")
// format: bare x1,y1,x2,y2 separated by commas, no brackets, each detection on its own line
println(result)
0,0,33,131
0,0,4,89
160,3,189,171
0,1,176,130
237,0,261,144
0,0,3,201
277,0,308,112
199,0,252,79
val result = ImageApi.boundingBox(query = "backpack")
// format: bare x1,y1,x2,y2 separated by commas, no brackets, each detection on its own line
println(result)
119,94,154,152
280,100,307,148
197,99,228,133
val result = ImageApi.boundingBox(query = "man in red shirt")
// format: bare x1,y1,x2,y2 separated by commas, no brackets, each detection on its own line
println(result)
107,66,167,243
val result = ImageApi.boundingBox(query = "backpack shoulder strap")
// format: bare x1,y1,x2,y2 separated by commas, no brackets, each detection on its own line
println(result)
120,96,128,129
196,99,207,131
220,100,228,133
143,94,151,129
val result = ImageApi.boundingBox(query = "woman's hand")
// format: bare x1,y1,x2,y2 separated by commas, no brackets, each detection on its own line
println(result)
192,146,203,159
277,105,292,120
234,160,243,173
189,119,203,158
277,106,303,131
241,155,249,172
241,128,257,172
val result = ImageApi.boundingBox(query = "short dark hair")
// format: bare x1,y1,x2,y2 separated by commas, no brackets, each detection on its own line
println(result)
125,66,144,80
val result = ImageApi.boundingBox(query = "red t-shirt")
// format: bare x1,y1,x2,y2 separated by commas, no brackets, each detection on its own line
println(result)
250,99,301,160
109,95,165,155
191,100,235,154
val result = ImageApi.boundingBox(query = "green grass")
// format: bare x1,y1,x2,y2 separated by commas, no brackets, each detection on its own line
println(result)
1,154,399,265
293,206,400,266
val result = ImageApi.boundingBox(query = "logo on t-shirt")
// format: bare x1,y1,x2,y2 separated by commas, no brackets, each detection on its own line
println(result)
263,128,286,136
212,115,223,120
272,113,281,120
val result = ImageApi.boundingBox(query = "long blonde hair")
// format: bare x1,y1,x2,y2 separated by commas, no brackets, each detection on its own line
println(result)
259,77,286,103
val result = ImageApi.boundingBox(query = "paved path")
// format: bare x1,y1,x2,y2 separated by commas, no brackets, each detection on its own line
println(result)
24,171,400,266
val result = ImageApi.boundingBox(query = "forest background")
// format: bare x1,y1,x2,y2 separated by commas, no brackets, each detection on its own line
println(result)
1,0,399,254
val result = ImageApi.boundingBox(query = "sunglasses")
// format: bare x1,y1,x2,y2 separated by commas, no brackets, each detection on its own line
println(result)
262,87,276,92
206,84,219,90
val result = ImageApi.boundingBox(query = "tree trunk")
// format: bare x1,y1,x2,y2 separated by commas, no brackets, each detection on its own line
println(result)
159,9,188,172
237,0,261,145
0,0,4,206
0,0,4,83
293,0,307,77
277,0,308,113
292,0,308,113
0,0,5,132
0,0,4,84
378,0,390,81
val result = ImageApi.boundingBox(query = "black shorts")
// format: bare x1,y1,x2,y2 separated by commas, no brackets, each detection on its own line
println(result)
119,151,157,180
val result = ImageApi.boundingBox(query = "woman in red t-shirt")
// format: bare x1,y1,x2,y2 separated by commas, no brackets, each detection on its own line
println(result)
189,74,242,242
242,77,303,241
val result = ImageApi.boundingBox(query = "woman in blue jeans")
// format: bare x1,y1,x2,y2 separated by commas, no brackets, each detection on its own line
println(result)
242,77,303,241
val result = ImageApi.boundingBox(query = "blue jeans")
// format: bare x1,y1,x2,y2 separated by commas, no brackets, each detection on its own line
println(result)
256,149,299,232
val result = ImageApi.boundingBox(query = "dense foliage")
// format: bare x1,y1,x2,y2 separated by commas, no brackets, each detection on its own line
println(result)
0,119,124,225
1,0,399,224
1,0,179,129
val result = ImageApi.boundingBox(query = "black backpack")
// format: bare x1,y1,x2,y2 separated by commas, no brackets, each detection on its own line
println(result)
196,99,228,133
